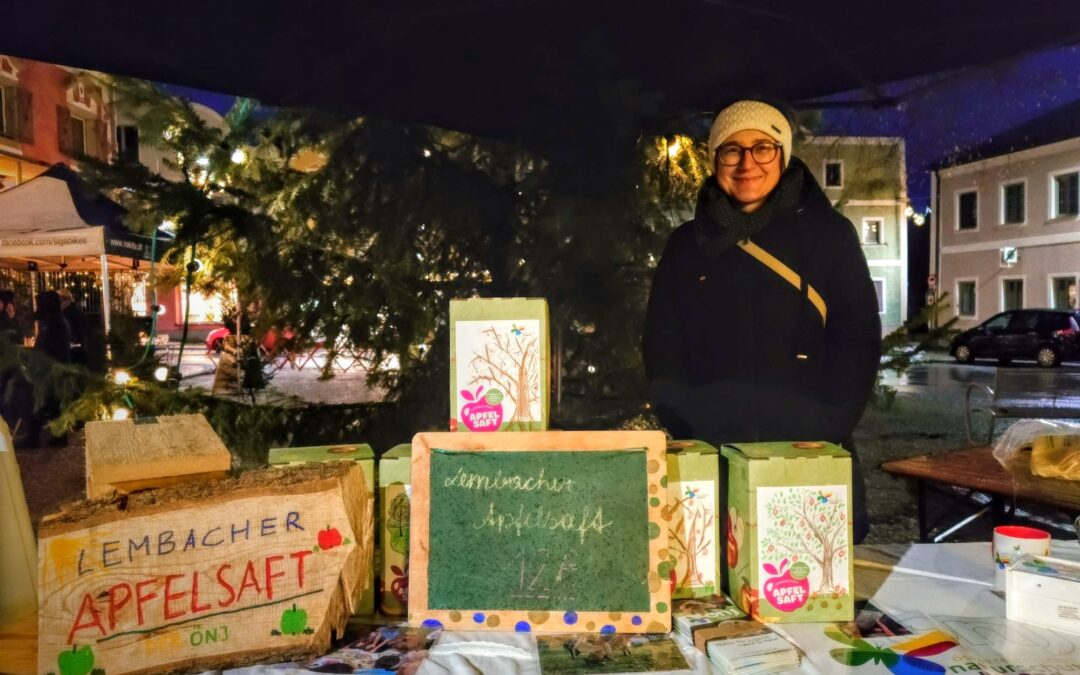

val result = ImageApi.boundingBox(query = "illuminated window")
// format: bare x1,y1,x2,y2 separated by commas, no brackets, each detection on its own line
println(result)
861,218,884,245
178,288,223,324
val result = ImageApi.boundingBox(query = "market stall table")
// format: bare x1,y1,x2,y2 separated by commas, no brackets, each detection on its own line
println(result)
7,541,1077,674
883,445,1080,542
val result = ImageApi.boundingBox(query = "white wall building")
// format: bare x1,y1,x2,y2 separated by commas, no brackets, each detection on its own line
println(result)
932,104,1080,328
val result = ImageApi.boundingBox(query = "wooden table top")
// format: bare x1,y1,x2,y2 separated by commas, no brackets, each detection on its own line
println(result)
0,612,36,675
882,445,1080,512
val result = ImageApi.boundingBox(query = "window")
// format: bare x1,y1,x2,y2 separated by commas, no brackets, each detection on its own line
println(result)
861,218,883,245
178,287,223,324
1002,279,1024,311
957,281,976,317
70,116,86,155
0,85,30,141
824,161,843,188
1001,181,1025,224
984,313,1011,331
872,279,885,314
1052,172,1079,218
116,125,139,163
1051,276,1078,309
958,191,977,230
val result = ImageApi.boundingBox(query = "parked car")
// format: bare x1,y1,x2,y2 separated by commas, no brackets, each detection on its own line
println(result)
950,309,1080,367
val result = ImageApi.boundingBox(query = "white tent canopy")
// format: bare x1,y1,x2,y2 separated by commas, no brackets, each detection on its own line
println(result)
0,164,170,271
0,164,172,337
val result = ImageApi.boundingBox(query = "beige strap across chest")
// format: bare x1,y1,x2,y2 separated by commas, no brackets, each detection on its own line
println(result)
736,239,827,325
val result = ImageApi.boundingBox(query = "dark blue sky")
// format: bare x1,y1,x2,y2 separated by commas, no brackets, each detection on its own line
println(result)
816,44,1080,211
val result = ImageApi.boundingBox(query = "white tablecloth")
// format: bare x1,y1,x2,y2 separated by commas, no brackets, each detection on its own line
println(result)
224,540,1080,674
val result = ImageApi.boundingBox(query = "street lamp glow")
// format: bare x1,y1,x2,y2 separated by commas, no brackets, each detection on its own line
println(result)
112,370,131,385
112,408,131,421
154,366,169,382
231,148,247,164
667,138,681,158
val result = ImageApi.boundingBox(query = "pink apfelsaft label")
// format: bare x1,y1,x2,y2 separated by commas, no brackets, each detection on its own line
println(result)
458,386,504,432
762,559,810,612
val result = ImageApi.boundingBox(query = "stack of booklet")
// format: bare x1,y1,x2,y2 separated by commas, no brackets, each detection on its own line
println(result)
673,595,800,675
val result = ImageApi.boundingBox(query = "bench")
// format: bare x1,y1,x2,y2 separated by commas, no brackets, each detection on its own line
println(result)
964,369,1080,444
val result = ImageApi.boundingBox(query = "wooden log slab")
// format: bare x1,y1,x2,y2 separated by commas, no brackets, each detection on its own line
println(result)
38,462,372,675
85,414,232,499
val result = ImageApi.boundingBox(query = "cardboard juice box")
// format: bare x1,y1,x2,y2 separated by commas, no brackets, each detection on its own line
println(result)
721,441,854,623
379,443,412,615
665,440,721,599
449,298,549,432
268,443,376,615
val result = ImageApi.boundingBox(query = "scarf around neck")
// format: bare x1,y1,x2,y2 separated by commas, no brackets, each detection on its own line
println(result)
693,162,806,256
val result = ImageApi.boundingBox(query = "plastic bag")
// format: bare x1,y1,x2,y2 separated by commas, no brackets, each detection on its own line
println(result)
992,419,1080,478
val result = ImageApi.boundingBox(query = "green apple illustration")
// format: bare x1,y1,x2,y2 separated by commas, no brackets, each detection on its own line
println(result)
57,645,94,675
280,604,308,635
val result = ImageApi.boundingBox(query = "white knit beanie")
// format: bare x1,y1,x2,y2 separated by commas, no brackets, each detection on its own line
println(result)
708,100,793,170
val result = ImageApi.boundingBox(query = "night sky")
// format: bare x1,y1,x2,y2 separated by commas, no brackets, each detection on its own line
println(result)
166,44,1080,312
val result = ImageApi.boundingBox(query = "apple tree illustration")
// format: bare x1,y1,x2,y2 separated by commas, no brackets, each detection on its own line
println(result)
468,325,540,428
665,486,715,590
759,488,848,595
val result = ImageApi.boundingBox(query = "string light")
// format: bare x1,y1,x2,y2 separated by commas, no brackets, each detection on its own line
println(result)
112,408,131,421
112,370,131,385
154,366,169,382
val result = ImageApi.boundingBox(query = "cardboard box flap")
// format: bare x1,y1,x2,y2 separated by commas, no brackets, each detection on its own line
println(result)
269,444,374,465
723,441,849,461
667,439,719,455
382,443,412,460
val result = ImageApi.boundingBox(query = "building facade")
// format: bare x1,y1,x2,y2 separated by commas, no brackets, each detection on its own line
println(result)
0,55,113,188
798,136,909,333
933,137,1080,330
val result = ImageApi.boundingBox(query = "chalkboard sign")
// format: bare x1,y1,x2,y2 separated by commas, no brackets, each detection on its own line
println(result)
409,431,671,634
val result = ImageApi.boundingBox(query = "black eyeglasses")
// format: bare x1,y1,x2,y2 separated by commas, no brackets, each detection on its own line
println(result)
715,141,782,166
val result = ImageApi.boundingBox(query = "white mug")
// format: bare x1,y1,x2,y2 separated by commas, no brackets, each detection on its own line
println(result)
993,525,1050,590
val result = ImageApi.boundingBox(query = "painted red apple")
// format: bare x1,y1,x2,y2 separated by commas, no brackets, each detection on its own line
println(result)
726,507,743,568
318,525,342,550
762,558,810,612
460,385,504,431
739,578,760,618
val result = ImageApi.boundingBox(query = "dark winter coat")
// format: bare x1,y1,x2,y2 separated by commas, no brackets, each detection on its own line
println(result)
643,157,881,446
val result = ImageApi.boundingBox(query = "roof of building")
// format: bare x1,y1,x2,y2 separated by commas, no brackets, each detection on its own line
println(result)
937,97,1080,169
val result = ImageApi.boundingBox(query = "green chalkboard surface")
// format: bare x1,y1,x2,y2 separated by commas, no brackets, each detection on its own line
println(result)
427,448,650,611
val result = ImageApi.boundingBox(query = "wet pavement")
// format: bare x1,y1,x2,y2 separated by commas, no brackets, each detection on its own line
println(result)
165,344,387,406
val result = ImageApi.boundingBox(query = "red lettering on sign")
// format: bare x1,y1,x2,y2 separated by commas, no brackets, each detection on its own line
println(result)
67,593,106,644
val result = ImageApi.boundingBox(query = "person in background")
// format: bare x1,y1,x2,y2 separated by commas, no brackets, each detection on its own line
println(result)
0,290,19,344
642,99,881,543
57,288,87,365
19,291,72,447
34,291,71,364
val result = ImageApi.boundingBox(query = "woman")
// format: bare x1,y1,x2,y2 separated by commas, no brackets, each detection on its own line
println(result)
643,99,881,542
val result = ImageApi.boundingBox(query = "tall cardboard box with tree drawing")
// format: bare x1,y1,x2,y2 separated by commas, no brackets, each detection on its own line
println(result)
664,440,721,599
722,441,854,623
379,443,412,615
449,298,549,431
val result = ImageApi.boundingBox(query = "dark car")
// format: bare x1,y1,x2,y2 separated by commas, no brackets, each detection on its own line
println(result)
950,309,1080,367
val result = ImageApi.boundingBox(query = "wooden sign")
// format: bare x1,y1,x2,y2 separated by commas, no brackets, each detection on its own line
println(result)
38,463,372,675
409,431,671,634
